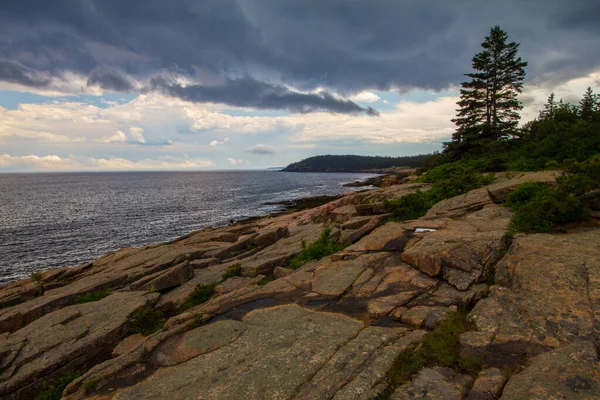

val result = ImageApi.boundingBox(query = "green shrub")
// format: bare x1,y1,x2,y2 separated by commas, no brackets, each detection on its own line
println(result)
179,282,217,312
31,271,43,284
129,306,164,336
288,228,344,269
35,370,84,400
257,276,274,286
386,167,495,222
505,162,598,233
382,311,481,398
75,288,112,304
384,191,435,222
504,182,550,210
221,264,242,281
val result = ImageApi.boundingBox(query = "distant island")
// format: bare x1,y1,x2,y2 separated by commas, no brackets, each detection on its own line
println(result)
282,154,429,172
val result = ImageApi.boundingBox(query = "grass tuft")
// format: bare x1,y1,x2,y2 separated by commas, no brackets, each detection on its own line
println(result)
257,276,274,286
34,370,84,400
179,282,217,312
129,306,165,336
382,311,482,397
75,288,112,304
221,264,242,281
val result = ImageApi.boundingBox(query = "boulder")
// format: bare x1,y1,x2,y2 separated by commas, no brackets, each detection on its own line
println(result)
501,341,600,400
0,292,158,400
254,226,290,248
137,261,194,292
343,222,412,253
273,266,294,279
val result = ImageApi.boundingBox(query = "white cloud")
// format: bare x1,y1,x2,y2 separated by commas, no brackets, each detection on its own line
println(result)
227,157,244,165
129,127,146,143
100,130,127,143
209,137,229,146
349,91,380,103
246,144,277,155
0,154,215,171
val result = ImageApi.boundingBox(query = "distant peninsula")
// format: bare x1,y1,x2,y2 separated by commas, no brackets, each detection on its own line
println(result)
281,154,429,172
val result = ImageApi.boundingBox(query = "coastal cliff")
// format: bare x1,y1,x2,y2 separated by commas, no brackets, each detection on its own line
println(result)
1,171,599,400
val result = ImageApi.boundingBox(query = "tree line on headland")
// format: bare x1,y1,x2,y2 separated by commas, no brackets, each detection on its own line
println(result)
284,26,600,174
285,26,600,233
282,154,428,172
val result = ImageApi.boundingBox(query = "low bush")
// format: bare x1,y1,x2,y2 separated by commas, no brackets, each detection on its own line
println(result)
257,276,274,286
386,167,495,222
179,282,217,312
381,311,481,398
288,228,344,269
221,264,242,281
505,157,600,233
35,370,84,400
129,306,165,336
75,288,112,304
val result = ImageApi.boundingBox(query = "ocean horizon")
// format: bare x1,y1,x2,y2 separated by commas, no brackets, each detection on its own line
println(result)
0,170,377,284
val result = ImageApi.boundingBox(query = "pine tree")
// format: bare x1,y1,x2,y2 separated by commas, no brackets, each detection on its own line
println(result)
579,87,598,121
451,26,528,144
539,92,557,119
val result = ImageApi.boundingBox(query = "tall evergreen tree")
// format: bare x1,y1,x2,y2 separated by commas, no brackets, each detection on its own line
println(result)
539,92,557,119
579,87,598,121
451,26,528,143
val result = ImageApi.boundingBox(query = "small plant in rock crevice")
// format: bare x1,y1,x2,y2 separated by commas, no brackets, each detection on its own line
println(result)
288,227,344,269
75,288,112,304
221,263,242,281
178,282,218,312
129,306,165,336
379,311,482,398
34,369,85,400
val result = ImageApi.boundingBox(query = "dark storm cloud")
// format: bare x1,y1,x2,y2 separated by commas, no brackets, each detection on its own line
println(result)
0,59,52,89
149,76,378,115
87,69,134,92
0,0,599,109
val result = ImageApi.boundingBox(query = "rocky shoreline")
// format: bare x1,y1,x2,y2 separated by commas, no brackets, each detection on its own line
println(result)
1,170,599,399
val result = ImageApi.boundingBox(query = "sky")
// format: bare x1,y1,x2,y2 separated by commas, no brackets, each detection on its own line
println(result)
1,0,599,172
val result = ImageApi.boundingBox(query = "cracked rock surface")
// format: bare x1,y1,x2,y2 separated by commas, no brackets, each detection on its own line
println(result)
1,170,599,400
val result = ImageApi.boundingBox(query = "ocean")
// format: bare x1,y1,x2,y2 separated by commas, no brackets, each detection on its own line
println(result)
0,170,377,284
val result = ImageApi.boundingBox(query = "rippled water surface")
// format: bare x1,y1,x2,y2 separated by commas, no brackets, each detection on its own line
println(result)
0,171,376,283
